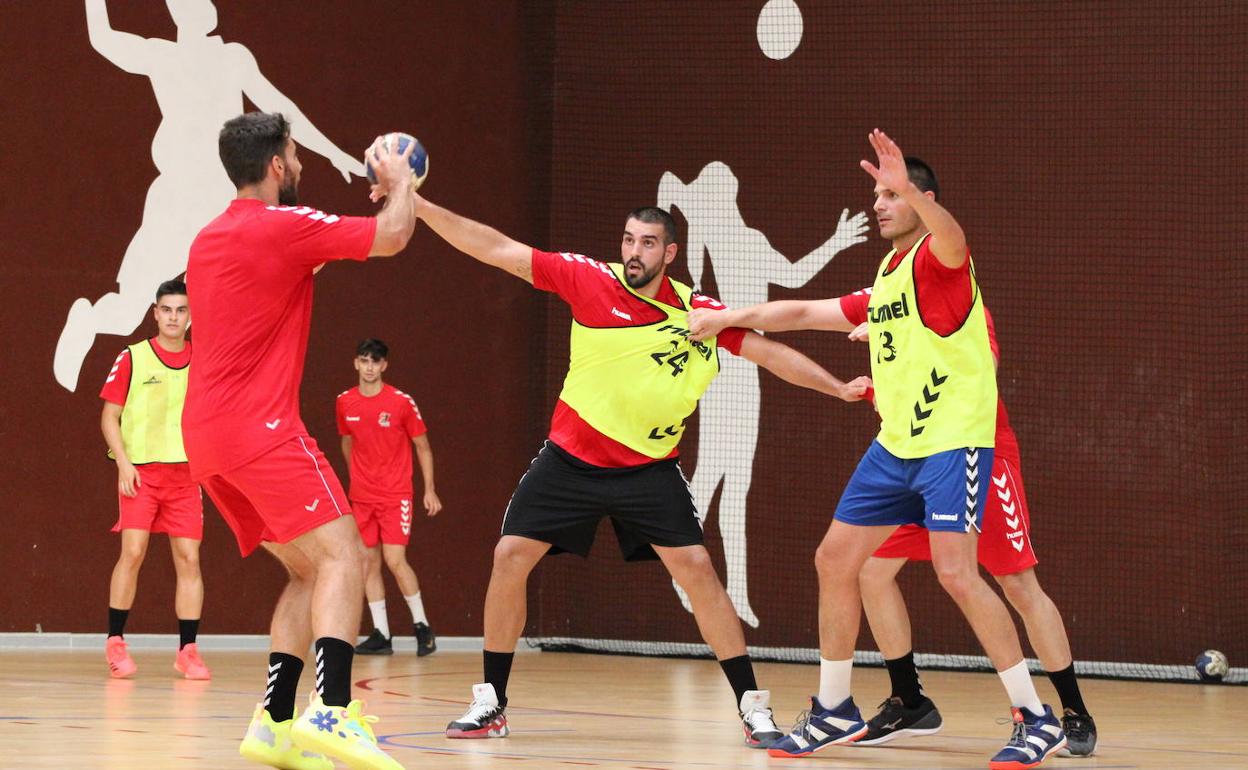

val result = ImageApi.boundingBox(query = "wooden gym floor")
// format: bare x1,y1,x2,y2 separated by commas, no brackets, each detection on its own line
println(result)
3,647,1245,769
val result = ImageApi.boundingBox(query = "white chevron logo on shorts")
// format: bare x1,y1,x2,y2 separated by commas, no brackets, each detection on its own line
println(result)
305,499,320,512
265,418,282,430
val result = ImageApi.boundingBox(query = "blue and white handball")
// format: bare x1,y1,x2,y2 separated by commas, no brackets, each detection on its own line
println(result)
1196,649,1229,682
366,132,429,191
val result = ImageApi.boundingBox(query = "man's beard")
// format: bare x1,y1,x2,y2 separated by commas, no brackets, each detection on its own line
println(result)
278,169,298,206
624,260,661,289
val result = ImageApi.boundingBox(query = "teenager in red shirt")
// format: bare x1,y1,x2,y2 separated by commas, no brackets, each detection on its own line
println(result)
185,112,418,770
100,279,208,681
338,339,442,657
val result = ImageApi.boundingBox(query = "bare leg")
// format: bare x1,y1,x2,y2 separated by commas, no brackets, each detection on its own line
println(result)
858,556,911,659
261,542,317,656
654,544,744,658
928,531,1024,670
382,543,420,597
482,535,549,651
995,569,1072,672
169,536,204,621
815,521,897,659
361,545,385,604
109,529,151,610
286,516,365,642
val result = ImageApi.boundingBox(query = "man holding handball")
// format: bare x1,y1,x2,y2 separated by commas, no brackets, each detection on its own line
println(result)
185,113,419,770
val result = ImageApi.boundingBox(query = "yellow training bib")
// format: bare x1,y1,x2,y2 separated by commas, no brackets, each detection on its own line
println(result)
867,234,997,458
559,264,720,458
114,341,190,464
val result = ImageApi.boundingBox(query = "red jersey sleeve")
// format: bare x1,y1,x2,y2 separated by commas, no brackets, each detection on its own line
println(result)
335,393,350,435
689,293,745,355
273,207,377,269
531,248,618,309
837,288,873,326
403,396,428,438
99,348,132,406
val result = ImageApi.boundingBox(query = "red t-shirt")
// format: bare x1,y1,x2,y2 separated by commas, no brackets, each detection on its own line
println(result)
839,288,1019,462
532,248,745,468
99,337,194,486
336,384,428,502
182,199,377,478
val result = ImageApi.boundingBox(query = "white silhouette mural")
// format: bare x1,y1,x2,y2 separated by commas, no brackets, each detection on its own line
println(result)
54,0,364,391
757,0,804,60
659,162,867,627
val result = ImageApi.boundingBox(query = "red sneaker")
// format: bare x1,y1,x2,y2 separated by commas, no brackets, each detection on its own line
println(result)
106,636,137,679
174,642,211,680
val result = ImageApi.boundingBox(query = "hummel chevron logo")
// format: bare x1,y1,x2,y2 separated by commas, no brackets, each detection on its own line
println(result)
910,368,948,436
305,499,320,512
993,472,1007,488
648,424,682,440
1001,499,1016,515
966,481,979,496
1006,514,1021,529
265,418,282,430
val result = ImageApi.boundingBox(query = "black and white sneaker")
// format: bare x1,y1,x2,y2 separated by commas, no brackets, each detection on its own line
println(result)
855,696,943,746
446,683,510,738
739,689,783,749
1059,709,1097,756
415,622,437,657
354,628,393,655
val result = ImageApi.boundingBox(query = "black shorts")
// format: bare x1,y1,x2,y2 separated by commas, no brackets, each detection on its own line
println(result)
501,441,703,561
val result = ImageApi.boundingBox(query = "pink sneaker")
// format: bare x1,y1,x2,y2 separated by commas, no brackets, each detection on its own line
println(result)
174,642,211,680
106,636,137,678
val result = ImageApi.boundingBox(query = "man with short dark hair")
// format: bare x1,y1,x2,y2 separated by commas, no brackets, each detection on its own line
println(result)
688,130,1067,768
100,279,208,681
406,193,869,749
338,339,442,658
185,111,418,770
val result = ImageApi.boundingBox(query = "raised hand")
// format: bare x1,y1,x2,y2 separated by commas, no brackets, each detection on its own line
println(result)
847,321,869,342
364,134,417,200
837,374,873,402
859,128,911,193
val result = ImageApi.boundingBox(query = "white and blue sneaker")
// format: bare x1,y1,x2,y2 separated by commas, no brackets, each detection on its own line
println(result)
766,696,868,758
988,705,1066,769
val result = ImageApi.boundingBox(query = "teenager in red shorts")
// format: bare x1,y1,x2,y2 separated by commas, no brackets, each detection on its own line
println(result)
100,279,208,681
338,338,443,657
184,112,418,770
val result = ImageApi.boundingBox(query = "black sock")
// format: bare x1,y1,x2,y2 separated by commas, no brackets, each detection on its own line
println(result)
1047,664,1088,716
718,655,759,708
314,637,354,707
483,650,515,708
108,607,129,638
178,618,200,649
885,652,924,708
265,652,304,722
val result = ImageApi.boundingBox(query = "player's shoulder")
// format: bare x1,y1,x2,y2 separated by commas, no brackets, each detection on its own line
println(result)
390,386,419,408
336,387,358,401
544,250,617,280
851,286,873,297
261,204,346,228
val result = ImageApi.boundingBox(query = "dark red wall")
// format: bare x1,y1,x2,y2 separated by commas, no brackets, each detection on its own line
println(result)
0,1,551,635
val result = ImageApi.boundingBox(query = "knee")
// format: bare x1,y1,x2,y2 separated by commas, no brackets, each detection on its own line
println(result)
492,540,536,577
117,543,147,568
933,561,977,601
815,542,853,582
857,560,892,596
173,549,201,575
669,548,716,584
383,553,409,575
997,574,1045,615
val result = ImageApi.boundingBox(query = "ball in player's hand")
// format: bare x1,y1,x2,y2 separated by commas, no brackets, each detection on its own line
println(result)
1195,649,1229,682
366,132,429,190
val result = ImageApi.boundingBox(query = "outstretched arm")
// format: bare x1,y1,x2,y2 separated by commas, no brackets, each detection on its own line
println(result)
412,193,534,283
768,209,871,289
861,128,967,268
687,297,855,341
737,332,870,401
85,0,156,75
237,45,364,181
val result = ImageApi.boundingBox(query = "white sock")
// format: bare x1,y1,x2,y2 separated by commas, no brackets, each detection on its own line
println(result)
405,593,428,625
368,599,390,639
817,657,853,711
998,660,1044,714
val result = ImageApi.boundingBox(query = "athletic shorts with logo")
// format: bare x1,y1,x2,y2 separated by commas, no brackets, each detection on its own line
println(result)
114,479,204,539
199,435,351,557
502,441,702,561
835,440,993,533
352,498,415,547
873,453,1037,575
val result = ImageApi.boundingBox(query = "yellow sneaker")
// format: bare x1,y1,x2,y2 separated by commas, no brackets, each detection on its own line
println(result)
240,703,334,770
290,694,405,770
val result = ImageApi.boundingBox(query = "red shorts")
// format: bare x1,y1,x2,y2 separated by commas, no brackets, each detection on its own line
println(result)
200,435,351,557
352,498,414,547
114,483,204,539
873,454,1038,576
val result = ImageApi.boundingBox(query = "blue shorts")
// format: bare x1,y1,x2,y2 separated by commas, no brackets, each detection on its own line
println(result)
834,441,993,533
